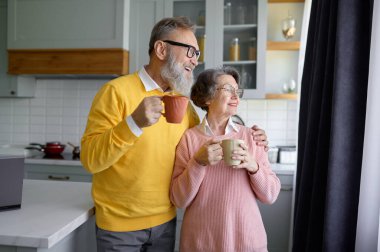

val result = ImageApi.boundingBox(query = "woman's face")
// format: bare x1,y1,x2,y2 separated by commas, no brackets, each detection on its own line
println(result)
207,74,240,118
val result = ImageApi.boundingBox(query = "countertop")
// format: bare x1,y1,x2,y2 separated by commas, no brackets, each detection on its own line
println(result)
271,163,296,175
0,179,94,248
24,154,296,174
25,153,82,166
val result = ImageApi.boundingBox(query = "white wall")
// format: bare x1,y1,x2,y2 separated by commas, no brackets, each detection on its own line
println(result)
0,78,298,150
266,3,305,94
355,0,380,249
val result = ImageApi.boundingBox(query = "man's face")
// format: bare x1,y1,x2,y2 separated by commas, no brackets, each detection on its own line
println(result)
161,29,199,96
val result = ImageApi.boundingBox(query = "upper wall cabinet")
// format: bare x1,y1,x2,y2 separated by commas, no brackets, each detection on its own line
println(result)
7,0,131,76
170,0,267,99
129,0,172,73
0,0,35,97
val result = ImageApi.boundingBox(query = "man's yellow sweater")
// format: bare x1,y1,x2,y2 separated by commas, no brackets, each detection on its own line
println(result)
80,73,199,231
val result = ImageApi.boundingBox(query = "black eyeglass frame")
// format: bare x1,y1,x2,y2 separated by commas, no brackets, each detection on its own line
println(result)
163,40,201,60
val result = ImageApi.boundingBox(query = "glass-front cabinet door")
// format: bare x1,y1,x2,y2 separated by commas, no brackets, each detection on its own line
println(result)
173,0,266,98
173,0,206,80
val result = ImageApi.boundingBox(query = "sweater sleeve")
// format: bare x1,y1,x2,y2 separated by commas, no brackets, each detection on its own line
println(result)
248,144,281,204
80,84,139,174
170,132,207,209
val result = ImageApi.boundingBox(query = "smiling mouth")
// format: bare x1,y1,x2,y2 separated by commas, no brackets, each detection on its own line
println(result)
185,66,193,72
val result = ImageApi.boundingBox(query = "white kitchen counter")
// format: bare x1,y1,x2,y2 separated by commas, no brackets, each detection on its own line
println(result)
24,156,296,174
0,179,94,250
271,163,296,175
25,156,82,166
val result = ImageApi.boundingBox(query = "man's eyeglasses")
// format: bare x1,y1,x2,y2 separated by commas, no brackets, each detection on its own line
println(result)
163,40,201,60
216,85,244,98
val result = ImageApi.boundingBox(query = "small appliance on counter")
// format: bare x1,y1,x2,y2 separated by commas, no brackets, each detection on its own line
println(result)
278,146,297,164
268,146,297,164
268,147,279,164
0,156,25,211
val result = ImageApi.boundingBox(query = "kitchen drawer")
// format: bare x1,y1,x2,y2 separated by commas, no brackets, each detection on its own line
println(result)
25,164,92,183
27,171,91,183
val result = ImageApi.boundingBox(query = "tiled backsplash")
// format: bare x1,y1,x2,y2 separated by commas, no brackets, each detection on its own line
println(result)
0,79,298,148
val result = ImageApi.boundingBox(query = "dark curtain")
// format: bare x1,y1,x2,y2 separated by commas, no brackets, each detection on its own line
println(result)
293,0,373,251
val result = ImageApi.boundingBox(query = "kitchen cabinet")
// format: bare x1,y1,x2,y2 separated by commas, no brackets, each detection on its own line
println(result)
25,163,92,183
258,168,295,252
171,0,267,98
0,180,96,252
129,0,266,97
7,0,130,75
129,0,172,73
0,0,35,97
265,0,305,98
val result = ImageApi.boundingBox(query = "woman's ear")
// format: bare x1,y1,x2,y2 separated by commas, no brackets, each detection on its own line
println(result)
154,41,167,60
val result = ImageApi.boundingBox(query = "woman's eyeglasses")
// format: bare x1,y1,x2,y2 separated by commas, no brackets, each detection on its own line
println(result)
216,85,244,98
163,40,201,60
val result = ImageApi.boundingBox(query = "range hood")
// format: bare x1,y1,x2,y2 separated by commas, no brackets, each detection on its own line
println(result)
8,48,129,77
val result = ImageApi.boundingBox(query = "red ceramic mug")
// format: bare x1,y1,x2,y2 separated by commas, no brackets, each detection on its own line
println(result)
162,95,189,124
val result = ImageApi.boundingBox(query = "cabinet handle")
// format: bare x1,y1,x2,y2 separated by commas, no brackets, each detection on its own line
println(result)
281,186,293,191
48,175,70,181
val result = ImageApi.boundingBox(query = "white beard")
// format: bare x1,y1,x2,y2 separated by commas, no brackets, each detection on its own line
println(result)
161,49,194,96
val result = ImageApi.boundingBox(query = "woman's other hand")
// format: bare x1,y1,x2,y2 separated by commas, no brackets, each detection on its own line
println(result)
231,142,259,173
251,125,269,152
194,139,223,166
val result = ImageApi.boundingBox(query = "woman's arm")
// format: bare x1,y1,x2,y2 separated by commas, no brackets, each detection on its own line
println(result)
232,127,281,204
247,146,281,204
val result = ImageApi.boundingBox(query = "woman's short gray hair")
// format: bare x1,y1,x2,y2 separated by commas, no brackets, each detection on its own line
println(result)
191,66,240,111
148,16,195,55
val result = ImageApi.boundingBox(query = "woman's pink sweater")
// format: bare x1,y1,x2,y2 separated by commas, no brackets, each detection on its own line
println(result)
170,125,281,252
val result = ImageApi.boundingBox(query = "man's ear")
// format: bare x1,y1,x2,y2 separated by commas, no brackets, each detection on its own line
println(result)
154,40,167,60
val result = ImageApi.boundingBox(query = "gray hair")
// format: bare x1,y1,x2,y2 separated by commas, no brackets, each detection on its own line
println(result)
191,66,240,111
148,16,195,55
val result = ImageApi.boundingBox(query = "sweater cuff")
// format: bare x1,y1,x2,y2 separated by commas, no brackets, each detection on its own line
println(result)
126,115,143,137
248,164,260,175
113,119,139,146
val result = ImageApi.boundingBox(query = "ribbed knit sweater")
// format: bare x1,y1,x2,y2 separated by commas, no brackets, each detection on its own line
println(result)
170,124,281,252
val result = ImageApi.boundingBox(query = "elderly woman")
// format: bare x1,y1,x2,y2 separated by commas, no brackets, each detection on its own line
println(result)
170,67,281,252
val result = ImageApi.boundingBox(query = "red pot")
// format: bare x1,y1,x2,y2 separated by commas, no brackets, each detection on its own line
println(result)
27,142,66,155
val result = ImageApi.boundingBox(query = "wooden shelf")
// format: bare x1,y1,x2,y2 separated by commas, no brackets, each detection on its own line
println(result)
223,60,257,65
8,48,129,75
265,93,298,100
267,41,300,51
268,0,305,3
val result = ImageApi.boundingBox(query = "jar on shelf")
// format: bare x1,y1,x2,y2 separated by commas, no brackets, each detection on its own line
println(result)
248,37,257,61
246,3,257,24
229,38,240,61
224,2,232,25
197,34,205,62
197,10,205,26
235,2,245,24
